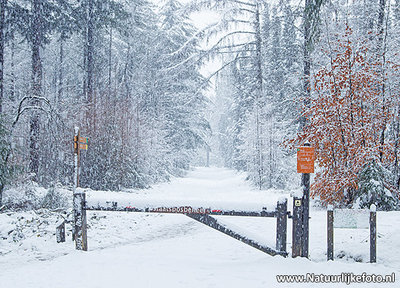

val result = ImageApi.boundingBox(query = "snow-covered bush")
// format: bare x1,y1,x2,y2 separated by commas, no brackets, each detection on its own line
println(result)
3,184,42,211
356,160,399,211
3,184,70,211
41,185,69,209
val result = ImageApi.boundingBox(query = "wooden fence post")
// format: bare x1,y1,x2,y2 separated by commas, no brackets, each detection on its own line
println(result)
327,205,334,261
74,190,88,251
292,196,302,257
82,192,88,251
301,170,310,258
276,198,287,253
370,204,376,263
56,221,65,243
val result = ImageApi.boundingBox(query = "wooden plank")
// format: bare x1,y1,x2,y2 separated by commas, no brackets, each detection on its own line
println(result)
186,213,288,257
85,205,276,217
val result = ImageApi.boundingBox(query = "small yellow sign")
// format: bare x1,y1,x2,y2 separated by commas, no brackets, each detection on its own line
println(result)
74,135,89,150
79,143,88,150
75,136,89,144
295,199,302,207
79,137,89,144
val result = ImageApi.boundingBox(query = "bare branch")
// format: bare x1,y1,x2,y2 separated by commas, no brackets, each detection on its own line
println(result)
167,22,219,57
191,54,250,98
230,0,256,8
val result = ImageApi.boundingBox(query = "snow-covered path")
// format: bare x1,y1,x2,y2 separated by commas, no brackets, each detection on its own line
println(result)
0,167,399,287
85,166,289,211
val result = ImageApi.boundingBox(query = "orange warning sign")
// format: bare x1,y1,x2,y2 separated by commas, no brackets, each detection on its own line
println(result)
297,146,315,173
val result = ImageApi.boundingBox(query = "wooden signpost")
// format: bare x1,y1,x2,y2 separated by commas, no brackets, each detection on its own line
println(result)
73,128,89,187
293,144,315,258
73,127,89,251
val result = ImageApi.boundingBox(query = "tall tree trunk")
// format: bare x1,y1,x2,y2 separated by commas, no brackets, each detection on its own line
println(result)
377,0,387,162
301,0,312,130
108,27,112,99
254,3,264,190
10,34,15,101
86,0,95,132
30,0,42,180
395,111,400,188
0,0,6,113
395,0,400,187
58,35,64,106
0,0,8,206
378,0,386,41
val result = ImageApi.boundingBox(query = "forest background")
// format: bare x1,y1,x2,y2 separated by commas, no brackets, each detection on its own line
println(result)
0,0,399,211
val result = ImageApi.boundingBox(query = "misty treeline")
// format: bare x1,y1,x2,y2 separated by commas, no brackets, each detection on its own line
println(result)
0,0,210,206
204,0,399,209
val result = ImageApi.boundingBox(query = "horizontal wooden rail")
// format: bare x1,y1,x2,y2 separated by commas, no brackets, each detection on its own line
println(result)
85,205,280,218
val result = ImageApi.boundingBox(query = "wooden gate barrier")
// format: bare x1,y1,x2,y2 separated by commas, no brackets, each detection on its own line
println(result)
73,191,289,257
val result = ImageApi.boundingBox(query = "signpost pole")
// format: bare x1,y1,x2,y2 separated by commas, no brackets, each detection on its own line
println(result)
73,127,79,242
301,145,311,258
294,143,314,258
72,127,89,250
76,128,80,187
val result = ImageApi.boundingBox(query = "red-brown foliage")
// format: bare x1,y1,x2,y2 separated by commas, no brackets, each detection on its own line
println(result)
292,25,394,204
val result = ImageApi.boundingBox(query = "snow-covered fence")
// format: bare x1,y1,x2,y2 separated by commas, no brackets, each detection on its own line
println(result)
327,205,377,263
78,193,289,257
56,220,65,243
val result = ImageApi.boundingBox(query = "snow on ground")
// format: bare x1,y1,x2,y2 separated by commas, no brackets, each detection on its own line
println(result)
0,167,399,287
85,166,287,211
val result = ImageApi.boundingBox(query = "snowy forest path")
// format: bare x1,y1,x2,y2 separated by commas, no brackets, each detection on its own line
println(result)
86,166,289,212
